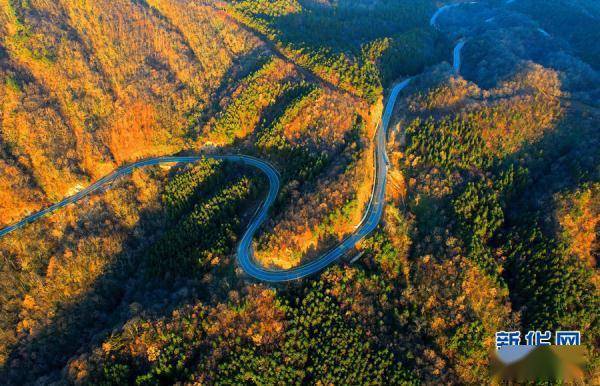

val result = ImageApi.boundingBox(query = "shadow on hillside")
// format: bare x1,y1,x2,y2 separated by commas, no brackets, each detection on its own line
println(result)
498,105,599,233
1,199,166,384
267,1,433,55
0,152,272,384
186,48,271,138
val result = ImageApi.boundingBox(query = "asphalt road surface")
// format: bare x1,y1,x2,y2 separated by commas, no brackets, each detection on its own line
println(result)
0,155,280,240
430,3,459,28
454,39,466,73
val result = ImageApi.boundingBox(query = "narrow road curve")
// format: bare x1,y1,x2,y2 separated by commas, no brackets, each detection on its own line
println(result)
430,2,475,74
0,3,468,282
430,3,459,28
453,39,466,74
0,155,280,240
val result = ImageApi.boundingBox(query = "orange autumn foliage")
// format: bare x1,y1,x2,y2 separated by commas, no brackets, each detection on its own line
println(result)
105,101,159,164
556,183,599,268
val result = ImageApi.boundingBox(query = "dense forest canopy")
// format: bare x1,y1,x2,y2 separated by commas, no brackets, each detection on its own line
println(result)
225,0,447,100
0,0,598,384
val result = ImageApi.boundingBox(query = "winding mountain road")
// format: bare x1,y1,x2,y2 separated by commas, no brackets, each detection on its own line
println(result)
430,2,469,74
1,3,468,282
0,78,412,282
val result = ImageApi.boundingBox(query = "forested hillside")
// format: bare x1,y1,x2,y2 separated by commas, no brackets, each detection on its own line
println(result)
442,0,600,103
0,0,598,384
505,0,600,70
224,0,447,101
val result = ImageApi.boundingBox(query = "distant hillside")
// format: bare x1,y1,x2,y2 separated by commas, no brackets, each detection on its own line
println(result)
507,0,600,70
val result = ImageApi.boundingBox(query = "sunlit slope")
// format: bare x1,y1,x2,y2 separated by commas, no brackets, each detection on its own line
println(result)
0,0,264,223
